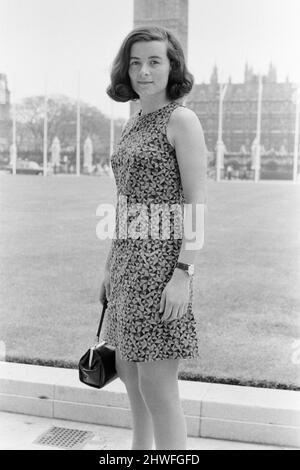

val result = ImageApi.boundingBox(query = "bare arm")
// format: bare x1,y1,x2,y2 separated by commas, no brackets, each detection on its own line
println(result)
168,106,207,267
159,107,207,321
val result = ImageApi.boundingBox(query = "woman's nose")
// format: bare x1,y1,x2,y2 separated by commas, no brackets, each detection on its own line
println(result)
140,63,150,76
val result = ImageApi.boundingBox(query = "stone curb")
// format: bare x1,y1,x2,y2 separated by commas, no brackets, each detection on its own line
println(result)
0,361,299,448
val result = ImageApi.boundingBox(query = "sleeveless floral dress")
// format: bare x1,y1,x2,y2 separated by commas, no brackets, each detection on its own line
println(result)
100,100,201,362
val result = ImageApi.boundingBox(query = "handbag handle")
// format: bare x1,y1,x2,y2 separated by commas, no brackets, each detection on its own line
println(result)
96,296,108,342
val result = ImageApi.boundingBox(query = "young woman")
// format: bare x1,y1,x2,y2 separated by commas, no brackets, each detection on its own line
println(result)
99,26,207,450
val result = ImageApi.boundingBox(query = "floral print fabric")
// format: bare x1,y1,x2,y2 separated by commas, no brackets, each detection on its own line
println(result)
100,101,201,362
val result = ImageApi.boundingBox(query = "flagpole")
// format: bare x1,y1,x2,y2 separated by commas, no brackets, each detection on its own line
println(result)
43,75,48,176
293,84,299,183
76,71,81,176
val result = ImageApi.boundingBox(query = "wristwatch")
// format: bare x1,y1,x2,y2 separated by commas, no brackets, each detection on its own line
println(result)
175,262,194,277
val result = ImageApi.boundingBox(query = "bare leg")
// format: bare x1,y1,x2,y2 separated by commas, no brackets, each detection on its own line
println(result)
115,350,154,450
137,358,187,450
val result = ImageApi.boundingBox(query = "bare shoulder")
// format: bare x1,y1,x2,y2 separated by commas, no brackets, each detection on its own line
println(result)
170,106,201,127
167,105,203,147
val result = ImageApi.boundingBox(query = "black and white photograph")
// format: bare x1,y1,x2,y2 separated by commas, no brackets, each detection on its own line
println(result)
0,0,299,454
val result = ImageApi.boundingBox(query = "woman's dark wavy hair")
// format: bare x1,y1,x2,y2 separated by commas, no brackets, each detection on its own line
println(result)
106,26,194,102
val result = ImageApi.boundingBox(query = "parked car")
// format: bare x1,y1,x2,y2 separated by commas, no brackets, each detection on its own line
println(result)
7,160,43,175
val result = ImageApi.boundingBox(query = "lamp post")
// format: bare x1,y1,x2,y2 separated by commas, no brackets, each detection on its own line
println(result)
9,77,17,175
254,74,263,183
43,75,48,176
76,71,81,176
216,82,228,182
293,84,299,183
108,99,114,178
11,100,17,175
110,99,114,157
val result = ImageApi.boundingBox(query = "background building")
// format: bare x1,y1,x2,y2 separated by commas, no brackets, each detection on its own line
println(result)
186,63,298,179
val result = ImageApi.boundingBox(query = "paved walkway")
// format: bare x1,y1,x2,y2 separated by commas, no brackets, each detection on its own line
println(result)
0,411,288,450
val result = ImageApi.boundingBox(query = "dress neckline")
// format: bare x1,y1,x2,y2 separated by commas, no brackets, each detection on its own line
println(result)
137,101,176,118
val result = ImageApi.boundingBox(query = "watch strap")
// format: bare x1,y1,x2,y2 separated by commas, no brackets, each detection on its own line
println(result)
176,262,190,271
175,262,194,276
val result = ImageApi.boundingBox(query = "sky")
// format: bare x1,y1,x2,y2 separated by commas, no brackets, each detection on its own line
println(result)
1,0,299,119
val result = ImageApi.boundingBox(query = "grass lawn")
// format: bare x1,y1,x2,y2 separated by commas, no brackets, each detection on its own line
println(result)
0,174,299,389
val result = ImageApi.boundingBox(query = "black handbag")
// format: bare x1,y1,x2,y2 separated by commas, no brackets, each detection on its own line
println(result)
78,296,118,388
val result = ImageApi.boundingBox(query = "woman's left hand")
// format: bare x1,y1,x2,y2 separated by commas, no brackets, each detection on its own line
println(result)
158,269,191,322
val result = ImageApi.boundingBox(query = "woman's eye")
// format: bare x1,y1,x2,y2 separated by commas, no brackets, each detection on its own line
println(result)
150,61,159,65
130,61,139,66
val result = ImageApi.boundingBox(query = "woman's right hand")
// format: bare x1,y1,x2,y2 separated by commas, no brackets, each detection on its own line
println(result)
99,269,111,304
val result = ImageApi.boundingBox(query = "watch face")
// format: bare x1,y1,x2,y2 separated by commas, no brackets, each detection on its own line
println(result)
188,265,194,275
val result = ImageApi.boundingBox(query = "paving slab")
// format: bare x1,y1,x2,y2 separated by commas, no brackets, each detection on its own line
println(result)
0,411,288,450
1,361,299,448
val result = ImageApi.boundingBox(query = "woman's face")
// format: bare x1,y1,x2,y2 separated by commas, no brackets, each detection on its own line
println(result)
128,40,171,99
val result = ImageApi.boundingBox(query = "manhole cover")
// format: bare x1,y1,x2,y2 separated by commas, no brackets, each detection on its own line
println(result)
34,426,94,449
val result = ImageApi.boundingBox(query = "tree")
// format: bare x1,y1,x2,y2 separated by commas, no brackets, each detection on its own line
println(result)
15,94,124,163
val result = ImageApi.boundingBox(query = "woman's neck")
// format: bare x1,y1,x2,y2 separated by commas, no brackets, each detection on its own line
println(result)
139,94,171,116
